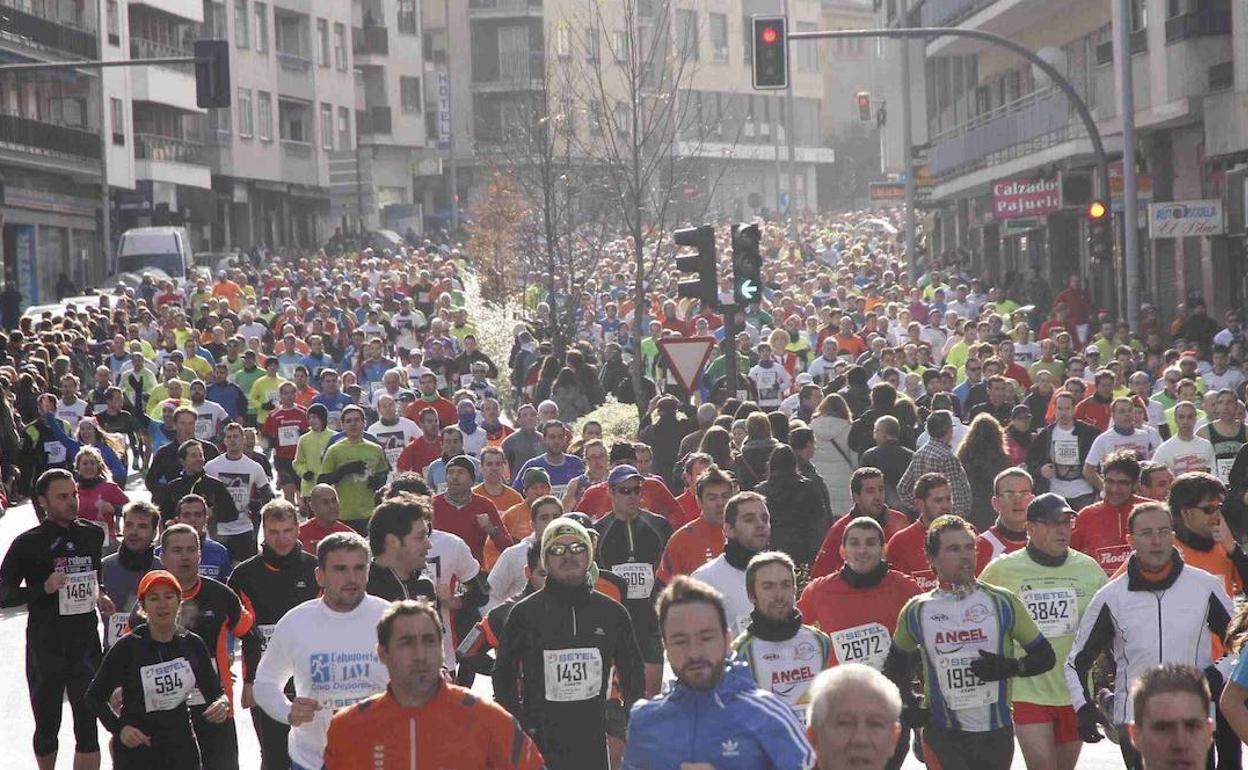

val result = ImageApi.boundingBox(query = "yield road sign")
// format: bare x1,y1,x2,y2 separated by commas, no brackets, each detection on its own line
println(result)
657,337,717,394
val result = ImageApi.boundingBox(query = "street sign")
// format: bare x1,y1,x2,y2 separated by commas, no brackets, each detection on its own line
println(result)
658,337,717,395
682,182,699,199
738,279,759,301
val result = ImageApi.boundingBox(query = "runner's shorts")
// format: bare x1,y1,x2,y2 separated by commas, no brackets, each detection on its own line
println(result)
1013,701,1079,744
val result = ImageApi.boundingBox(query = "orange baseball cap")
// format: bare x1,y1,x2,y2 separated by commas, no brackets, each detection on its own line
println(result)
137,570,181,600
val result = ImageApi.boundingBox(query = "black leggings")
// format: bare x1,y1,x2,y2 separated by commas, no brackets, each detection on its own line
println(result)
26,639,101,757
190,707,239,770
251,705,291,770
924,725,1014,770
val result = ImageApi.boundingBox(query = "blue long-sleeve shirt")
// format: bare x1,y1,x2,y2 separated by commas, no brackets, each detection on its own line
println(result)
622,660,815,770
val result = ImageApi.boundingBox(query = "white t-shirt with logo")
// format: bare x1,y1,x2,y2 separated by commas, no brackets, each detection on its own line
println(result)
204,453,272,536
1151,435,1217,476
422,530,481,666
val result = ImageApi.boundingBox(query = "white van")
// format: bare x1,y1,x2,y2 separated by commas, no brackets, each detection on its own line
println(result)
115,227,195,285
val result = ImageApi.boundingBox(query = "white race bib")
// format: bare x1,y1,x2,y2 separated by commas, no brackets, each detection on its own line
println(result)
58,571,97,615
327,410,343,431
1218,457,1235,483
45,441,67,465
106,612,129,647
258,624,276,654
830,622,891,669
542,648,603,702
1021,587,1079,637
278,425,300,447
194,416,214,440
613,562,655,600
936,652,998,711
1053,438,1080,466
140,657,196,712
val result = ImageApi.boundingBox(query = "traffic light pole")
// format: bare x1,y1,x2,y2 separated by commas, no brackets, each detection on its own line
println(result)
0,56,201,72
790,27,1113,294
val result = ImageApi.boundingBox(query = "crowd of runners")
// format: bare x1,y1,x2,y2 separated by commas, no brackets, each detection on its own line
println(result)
0,209,1244,770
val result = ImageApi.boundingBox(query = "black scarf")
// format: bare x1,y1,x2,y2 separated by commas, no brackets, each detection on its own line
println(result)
1026,543,1068,567
994,521,1028,543
118,544,156,573
723,539,757,570
544,575,592,606
840,559,889,588
261,543,303,570
79,475,104,489
746,608,803,642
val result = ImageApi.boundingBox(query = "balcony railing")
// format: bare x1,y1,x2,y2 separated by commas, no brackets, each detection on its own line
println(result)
134,133,204,164
468,0,542,12
277,51,311,72
0,3,97,59
352,25,388,56
927,87,1076,177
1165,5,1232,42
0,112,100,159
920,0,993,28
281,139,312,157
130,36,192,60
357,106,391,135
473,50,545,86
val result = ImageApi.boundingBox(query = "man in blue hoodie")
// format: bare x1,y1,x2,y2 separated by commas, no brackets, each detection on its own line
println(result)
622,574,816,770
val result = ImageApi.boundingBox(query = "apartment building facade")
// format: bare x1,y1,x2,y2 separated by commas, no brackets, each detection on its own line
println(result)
0,0,134,304
419,0,836,226
888,0,1237,321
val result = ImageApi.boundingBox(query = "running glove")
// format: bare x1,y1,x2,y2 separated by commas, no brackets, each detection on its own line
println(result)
1076,703,1105,743
969,650,1020,681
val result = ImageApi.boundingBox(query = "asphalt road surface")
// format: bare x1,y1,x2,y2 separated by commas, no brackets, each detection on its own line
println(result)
0,477,1128,769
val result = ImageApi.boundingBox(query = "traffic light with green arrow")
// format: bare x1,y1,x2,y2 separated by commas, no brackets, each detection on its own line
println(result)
731,223,762,305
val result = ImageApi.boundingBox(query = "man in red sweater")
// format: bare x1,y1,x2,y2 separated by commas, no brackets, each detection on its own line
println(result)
883,472,953,591
1070,449,1148,575
432,455,513,563
810,467,910,579
1074,370,1115,433
261,381,308,503
396,406,443,476
405,371,457,427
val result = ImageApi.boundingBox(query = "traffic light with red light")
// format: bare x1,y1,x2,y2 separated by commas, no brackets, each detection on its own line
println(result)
857,92,872,122
675,225,719,307
1087,200,1112,262
751,16,788,90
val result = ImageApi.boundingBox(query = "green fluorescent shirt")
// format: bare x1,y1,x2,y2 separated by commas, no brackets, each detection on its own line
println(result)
979,548,1106,706
320,438,389,521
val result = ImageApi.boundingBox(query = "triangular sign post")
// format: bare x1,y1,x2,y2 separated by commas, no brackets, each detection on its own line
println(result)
657,336,717,395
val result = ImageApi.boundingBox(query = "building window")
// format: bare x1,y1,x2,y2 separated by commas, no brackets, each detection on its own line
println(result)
334,23,347,70
206,1,226,38
556,24,571,59
320,103,334,150
110,97,124,144
796,22,817,72
257,91,272,140
612,31,627,64
709,13,728,63
317,19,329,66
234,0,248,49
397,0,417,34
105,0,120,46
1130,0,1147,30
238,87,254,137
400,76,422,113
585,27,599,62
253,2,268,53
338,106,351,149
675,9,697,61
